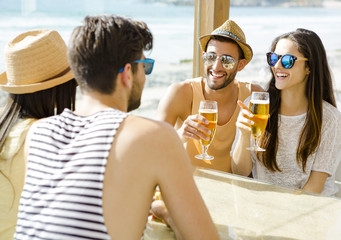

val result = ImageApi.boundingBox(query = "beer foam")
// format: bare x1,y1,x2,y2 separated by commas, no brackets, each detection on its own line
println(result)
250,99,269,104
199,109,218,113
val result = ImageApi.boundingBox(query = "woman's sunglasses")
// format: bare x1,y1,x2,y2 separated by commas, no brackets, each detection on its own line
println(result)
266,52,308,69
202,52,238,70
118,58,155,75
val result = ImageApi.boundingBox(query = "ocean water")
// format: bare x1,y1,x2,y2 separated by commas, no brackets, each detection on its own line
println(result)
1,0,340,67
1,0,341,111
0,0,195,67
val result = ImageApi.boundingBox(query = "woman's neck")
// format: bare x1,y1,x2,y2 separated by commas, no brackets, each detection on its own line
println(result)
279,90,308,116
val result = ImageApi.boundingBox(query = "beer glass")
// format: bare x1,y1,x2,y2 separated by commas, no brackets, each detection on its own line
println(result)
195,100,218,160
246,92,269,151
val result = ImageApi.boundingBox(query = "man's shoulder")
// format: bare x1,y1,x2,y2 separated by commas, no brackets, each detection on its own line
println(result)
115,115,180,156
161,79,196,107
122,115,175,137
169,77,199,93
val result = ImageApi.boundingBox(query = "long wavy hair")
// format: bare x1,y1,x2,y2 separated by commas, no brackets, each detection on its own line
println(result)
0,79,77,204
259,28,336,172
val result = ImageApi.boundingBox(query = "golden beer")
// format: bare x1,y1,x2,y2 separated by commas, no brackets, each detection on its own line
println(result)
199,109,217,146
249,100,269,139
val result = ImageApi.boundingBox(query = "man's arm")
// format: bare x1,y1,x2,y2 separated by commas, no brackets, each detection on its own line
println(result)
103,116,219,239
157,81,211,143
157,81,192,125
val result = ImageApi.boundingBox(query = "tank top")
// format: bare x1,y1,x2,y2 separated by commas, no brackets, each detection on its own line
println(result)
15,108,128,240
182,77,251,172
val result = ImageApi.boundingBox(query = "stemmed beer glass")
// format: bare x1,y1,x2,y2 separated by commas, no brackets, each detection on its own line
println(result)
195,100,218,160
246,92,270,152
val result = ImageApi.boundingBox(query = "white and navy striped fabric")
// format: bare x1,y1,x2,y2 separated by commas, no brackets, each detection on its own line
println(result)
15,108,128,240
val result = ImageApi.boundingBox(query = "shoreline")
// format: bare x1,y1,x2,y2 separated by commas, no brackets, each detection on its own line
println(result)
2,51,341,118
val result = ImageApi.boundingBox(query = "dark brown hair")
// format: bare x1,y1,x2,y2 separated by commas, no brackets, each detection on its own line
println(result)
67,15,153,94
0,79,77,149
260,28,336,172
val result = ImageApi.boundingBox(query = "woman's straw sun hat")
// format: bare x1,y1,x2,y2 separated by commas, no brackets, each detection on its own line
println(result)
199,19,253,64
0,29,74,94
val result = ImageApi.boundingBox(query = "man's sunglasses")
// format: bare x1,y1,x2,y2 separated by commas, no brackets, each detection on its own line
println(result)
118,58,155,75
202,52,239,70
266,52,308,69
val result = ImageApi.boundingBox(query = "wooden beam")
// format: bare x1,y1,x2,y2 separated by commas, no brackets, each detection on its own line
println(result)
193,0,230,78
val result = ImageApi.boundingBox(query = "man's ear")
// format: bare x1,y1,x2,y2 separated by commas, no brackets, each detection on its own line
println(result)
120,64,133,89
237,59,248,72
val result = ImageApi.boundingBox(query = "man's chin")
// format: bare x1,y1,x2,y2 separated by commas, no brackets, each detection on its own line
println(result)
207,79,233,90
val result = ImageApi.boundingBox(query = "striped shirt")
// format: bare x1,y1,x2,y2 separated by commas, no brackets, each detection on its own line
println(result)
15,108,128,240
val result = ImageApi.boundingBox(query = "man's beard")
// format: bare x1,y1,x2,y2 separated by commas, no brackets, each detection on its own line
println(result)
127,79,142,112
206,67,238,90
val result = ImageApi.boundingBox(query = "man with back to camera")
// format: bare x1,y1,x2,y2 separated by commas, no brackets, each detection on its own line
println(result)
157,19,263,173
14,15,219,240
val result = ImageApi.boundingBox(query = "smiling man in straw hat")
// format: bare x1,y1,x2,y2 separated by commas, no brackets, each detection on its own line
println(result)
157,19,263,173
0,29,77,240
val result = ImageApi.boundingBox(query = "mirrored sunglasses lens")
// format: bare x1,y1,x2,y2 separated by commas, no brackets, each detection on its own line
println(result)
202,53,216,66
221,56,236,70
281,55,294,69
269,53,278,66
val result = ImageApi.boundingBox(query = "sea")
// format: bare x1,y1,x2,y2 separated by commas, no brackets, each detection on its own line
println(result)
1,0,341,114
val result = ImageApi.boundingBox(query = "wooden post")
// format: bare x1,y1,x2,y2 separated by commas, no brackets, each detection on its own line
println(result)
193,0,230,78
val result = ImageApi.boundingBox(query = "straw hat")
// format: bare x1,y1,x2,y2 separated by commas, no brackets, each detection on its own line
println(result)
0,29,74,94
199,19,253,64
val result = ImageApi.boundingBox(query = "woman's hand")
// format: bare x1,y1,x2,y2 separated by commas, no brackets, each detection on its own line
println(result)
236,100,254,135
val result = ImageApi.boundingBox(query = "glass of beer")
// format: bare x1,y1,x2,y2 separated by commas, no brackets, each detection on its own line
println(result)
195,100,218,160
246,92,269,152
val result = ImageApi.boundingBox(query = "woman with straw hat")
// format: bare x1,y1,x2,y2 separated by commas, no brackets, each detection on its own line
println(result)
0,29,77,239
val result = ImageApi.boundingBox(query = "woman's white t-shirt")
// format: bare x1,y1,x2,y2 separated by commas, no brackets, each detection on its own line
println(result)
233,99,341,196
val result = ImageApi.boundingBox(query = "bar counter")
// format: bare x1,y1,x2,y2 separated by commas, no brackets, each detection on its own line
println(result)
144,168,341,240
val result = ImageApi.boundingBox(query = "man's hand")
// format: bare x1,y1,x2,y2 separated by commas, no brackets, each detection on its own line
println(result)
151,200,182,240
177,114,211,143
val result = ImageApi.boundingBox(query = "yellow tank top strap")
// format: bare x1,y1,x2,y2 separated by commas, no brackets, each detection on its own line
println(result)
190,77,204,115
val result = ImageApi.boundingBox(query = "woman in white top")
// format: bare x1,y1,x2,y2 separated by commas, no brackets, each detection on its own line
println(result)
231,28,341,196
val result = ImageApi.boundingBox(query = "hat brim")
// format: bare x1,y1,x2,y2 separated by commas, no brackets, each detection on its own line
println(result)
0,69,74,94
199,34,253,64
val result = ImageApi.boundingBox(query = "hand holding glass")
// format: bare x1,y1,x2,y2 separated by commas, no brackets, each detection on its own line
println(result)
246,92,269,152
195,100,218,160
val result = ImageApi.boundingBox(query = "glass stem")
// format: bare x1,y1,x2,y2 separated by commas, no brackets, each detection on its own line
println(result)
254,137,260,148
202,144,209,156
